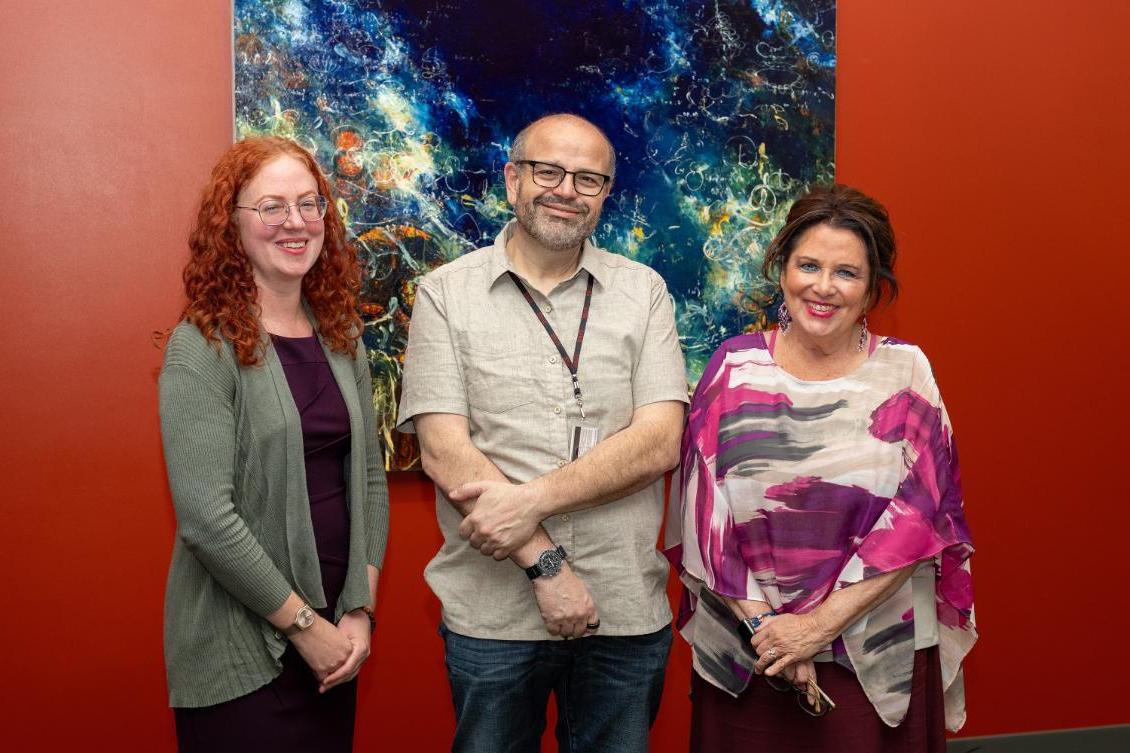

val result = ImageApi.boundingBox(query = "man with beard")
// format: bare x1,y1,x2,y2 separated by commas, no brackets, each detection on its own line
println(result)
397,113,687,753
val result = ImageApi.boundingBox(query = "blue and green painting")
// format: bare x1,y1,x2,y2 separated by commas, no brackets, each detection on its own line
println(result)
234,0,835,469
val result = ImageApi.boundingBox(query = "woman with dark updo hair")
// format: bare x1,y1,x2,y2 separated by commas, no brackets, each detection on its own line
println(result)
667,184,977,752
159,136,388,752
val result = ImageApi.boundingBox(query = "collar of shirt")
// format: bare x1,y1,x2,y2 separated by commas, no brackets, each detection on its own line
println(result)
486,220,607,292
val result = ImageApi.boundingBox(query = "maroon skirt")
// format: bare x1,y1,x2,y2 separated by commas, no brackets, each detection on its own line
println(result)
174,635,356,753
690,646,946,753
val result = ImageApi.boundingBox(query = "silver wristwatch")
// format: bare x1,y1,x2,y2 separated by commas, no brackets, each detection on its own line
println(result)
283,603,316,636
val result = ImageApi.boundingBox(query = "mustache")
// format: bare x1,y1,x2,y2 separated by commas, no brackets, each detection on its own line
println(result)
534,196,589,215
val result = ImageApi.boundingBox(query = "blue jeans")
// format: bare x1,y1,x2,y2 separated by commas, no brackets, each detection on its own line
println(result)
440,623,672,753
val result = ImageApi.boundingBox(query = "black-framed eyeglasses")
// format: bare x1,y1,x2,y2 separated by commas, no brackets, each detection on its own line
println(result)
514,160,610,196
764,673,836,717
235,195,328,226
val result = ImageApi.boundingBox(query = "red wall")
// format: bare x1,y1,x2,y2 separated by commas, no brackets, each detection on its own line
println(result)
2,1,1127,749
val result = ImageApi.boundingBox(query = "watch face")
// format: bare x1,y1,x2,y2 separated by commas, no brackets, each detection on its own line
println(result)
296,605,315,629
538,549,564,577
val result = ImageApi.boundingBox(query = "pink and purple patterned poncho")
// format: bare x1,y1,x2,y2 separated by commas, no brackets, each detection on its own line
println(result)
665,332,977,731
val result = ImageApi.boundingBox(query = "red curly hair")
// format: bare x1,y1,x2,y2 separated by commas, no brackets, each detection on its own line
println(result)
182,136,362,366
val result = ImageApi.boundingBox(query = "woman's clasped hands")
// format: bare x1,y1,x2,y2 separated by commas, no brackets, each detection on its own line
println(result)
290,610,372,693
749,612,832,678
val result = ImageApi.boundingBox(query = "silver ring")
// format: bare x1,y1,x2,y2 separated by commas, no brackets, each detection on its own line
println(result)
586,621,601,630
766,647,778,659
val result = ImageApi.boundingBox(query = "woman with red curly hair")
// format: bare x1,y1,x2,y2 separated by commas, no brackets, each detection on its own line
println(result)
159,136,389,752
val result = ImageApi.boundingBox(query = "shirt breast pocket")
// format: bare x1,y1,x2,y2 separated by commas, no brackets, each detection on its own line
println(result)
458,342,537,414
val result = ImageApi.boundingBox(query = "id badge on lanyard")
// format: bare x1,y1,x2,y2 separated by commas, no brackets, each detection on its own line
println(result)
507,270,601,460
569,423,601,461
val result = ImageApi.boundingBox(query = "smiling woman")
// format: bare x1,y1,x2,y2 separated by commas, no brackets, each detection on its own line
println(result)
779,225,871,345
764,185,899,380
180,138,363,365
666,184,976,753
233,157,328,302
160,137,390,752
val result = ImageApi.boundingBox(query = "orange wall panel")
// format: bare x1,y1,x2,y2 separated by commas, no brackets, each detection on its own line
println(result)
1,2,234,750
837,0,1130,735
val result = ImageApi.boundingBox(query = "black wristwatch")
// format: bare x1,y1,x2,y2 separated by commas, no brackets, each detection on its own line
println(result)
525,545,568,580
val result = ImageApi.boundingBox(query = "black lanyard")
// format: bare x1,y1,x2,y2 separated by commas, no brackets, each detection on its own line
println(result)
507,270,594,419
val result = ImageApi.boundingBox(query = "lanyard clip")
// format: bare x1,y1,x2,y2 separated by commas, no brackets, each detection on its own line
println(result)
571,374,585,420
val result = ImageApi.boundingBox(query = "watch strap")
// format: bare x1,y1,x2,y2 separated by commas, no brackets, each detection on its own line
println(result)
738,609,778,642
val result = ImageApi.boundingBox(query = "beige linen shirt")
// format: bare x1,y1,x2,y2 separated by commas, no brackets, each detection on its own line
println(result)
397,221,688,640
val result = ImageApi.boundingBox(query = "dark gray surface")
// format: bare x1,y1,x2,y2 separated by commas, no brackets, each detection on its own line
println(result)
948,724,1129,753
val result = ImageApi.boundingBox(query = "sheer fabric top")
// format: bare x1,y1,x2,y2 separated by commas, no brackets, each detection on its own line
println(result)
665,332,976,731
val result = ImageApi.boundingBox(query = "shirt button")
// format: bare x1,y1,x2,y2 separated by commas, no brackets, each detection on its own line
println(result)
561,514,570,522
549,356,558,364
557,460,566,468
542,304,552,313
553,406,562,414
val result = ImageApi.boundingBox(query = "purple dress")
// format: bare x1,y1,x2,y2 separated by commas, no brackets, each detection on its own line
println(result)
174,334,356,753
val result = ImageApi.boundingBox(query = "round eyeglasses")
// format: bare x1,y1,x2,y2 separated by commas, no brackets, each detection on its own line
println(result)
764,673,835,717
515,160,610,197
236,195,329,226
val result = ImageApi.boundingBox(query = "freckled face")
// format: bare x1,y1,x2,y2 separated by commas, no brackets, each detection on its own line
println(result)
235,155,325,289
780,223,871,344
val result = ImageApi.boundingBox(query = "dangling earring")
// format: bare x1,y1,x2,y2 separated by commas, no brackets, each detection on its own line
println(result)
778,303,791,333
857,315,869,352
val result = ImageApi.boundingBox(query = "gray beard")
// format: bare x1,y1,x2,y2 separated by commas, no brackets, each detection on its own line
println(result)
514,195,600,252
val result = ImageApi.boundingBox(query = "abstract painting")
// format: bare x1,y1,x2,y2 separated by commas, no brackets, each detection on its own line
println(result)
234,0,835,469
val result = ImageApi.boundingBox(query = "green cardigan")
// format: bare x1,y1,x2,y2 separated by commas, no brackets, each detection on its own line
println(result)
159,320,389,707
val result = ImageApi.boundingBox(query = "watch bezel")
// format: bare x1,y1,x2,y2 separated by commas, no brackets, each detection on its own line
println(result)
537,548,564,577
525,545,568,580
281,604,317,637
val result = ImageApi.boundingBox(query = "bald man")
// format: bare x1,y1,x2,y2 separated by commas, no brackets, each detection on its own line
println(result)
398,114,687,753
